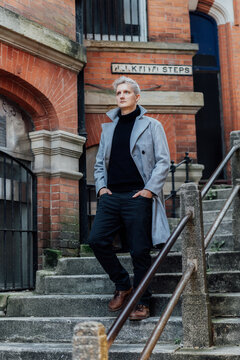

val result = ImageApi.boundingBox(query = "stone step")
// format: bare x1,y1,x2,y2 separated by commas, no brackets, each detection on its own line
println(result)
208,188,233,199
204,234,234,251
5,293,240,318
109,344,240,360
210,293,240,317
51,251,240,279
37,271,240,295
0,343,239,360
204,221,232,235
5,293,181,317
203,209,232,223
212,318,240,346
0,343,72,360
202,199,233,212
0,316,239,346
206,251,240,272
0,316,182,344
171,234,234,253
55,252,182,276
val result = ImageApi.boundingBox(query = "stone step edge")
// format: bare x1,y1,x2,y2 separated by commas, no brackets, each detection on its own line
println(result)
0,342,240,357
5,292,240,299
41,270,240,279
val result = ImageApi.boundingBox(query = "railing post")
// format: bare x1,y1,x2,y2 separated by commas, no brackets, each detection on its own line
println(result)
230,131,240,250
73,322,108,360
180,183,212,347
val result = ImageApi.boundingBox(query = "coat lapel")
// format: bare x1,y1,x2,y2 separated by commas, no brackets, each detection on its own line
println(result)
130,116,150,154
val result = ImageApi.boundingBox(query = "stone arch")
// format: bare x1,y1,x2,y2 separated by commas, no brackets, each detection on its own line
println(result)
0,70,58,131
197,0,234,25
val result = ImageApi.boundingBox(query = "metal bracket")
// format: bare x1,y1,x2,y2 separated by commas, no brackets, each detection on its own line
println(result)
188,258,198,272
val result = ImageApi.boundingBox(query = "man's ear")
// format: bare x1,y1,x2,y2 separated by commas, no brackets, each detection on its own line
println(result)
136,94,140,102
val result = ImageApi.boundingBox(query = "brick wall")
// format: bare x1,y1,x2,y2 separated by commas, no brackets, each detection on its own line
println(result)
0,43,78,133
0,0,75,40
0,40,80,265
197,0,214,14
85,47,196,162
147,0,191,43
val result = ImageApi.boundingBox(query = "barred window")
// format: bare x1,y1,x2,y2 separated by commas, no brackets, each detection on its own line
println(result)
83,0,147,42
0,116,6,147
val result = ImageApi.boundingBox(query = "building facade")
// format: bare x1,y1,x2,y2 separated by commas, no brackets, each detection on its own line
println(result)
0,0,239,290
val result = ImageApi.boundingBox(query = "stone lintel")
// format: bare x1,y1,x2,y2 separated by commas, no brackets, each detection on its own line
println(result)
85,40,199,55
0,6,86,72
85,91,204,115
29,130,85,180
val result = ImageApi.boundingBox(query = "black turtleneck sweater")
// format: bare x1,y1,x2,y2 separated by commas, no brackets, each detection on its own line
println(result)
107,106,144,192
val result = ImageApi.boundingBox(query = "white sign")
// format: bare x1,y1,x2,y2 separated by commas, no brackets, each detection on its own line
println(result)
111,63,192,76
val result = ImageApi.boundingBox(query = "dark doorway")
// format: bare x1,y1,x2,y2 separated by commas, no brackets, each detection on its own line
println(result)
190,12,223,179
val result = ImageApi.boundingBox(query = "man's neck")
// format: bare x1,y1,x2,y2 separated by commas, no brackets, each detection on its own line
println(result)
120,106,137,116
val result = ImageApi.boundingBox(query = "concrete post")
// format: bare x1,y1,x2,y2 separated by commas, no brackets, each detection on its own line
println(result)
72,321,108,360
180,183,212,348
230,131,240,251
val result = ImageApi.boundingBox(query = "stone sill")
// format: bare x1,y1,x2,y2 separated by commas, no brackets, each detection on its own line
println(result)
85,90,204,115
84,40,199,54
0,6,86,72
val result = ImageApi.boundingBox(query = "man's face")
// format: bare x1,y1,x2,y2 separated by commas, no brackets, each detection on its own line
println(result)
116,83,140,114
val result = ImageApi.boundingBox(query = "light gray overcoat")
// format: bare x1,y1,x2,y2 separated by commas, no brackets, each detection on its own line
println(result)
94,105,170,245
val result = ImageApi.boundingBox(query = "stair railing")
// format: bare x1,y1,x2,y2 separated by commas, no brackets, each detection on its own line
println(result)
106,138,240,358
165,152,192,218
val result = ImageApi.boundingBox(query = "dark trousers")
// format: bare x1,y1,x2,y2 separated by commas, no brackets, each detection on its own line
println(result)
88,191,152,306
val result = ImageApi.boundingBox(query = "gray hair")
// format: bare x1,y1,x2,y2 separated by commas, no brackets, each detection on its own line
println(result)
113,76,141,95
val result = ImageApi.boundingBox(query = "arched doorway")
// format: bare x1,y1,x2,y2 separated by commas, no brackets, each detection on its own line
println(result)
0,95,37,291
190,12,224,180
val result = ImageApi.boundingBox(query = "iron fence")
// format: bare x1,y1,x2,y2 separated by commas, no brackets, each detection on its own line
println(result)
0,150,37,291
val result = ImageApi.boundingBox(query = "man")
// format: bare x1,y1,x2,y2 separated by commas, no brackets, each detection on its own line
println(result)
88,76,170,320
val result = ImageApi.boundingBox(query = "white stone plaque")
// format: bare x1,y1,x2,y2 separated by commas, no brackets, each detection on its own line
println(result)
111,63,192,75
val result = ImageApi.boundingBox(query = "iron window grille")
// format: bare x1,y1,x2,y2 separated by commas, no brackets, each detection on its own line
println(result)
83,0,147,42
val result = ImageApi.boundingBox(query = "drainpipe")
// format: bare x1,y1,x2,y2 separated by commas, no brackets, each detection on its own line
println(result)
76,0,88,246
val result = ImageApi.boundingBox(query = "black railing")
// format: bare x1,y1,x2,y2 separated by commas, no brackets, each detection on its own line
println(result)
165,152,192,218
83,0,142,42
0,150,37,291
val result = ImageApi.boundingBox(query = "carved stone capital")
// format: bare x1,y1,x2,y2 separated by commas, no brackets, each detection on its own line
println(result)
29,130,86,180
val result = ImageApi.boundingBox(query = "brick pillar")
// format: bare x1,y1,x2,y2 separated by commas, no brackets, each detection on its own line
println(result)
29,130,85,262
73,322,108,360
180,182,212,347
230,131,240,250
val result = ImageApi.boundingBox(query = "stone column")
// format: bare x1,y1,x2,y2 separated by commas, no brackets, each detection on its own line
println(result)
180,183,212,348
230,131,240,250
29,130,86,258
73,322,108,360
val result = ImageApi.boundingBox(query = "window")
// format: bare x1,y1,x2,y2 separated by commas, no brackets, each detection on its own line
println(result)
0,116,6,147
83,0,147,42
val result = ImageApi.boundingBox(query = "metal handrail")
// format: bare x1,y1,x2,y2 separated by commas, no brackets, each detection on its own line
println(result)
107,211,193,348
135,144,240,359
201,144,240,199
204,184,240,249
106,143,240,356
139,262,196,360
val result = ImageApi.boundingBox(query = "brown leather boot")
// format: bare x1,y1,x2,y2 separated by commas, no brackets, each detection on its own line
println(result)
108,288,133,312
129,304,150,321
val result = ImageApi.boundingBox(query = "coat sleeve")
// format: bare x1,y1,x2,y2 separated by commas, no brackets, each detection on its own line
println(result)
94,128,107,196
144,120,170,196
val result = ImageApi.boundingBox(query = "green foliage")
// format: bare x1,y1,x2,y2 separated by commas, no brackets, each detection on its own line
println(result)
205,189,217,200
210,240,225,252
174,338,181,345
